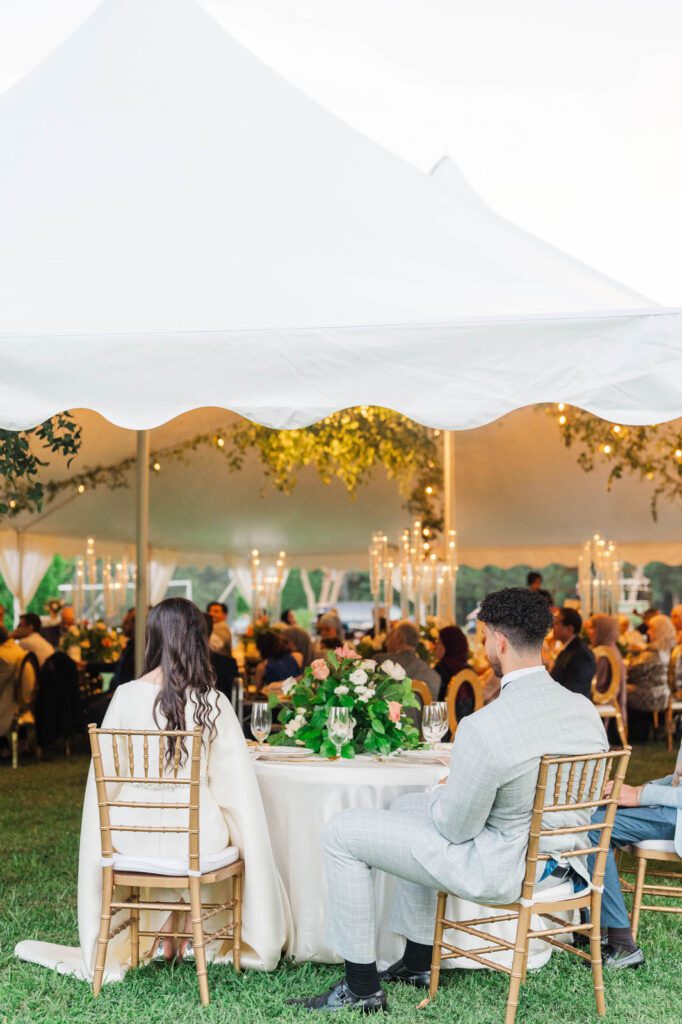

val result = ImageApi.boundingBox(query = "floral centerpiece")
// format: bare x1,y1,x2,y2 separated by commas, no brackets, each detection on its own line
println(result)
267,646,421,758
61,621,124,663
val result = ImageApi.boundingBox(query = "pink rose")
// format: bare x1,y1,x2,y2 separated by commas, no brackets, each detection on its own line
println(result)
388,701,402,723
311,659,330,680
335,644,360,660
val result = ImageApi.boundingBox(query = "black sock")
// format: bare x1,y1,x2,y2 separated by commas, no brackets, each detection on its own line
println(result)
344,960,380,997
607,926,637,951
403,939,433,973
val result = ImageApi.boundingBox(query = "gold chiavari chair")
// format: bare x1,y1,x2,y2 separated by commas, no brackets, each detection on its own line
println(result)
591,646,627,747
626,840,682,940
665,645,682,753
89,724,244,1006
445,668,484,737
428,747,631,1024
411,679,433,708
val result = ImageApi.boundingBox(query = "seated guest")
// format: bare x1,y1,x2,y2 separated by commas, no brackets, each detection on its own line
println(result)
284,625,313,670
290,588,607,1012
280,609,298,627
587,613,627,735
0,625,37,742
206,601,232,656
201,613,238,703
15,597,289,978
254,630,300,690
618,613,645,654
526,570,553,607
671,604,682,646
635,607,660,637
378,621,440,700
315,612,346,655
12,613,55,667
85,610,138,727
587,737,682,968
434,625,471,702
550,607,596,699
627,613,676,740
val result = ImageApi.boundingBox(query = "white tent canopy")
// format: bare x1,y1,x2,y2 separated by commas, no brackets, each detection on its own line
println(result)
2,407,680,583
0,0,680,433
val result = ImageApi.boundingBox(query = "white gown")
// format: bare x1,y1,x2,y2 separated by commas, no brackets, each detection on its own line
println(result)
15,680,292,983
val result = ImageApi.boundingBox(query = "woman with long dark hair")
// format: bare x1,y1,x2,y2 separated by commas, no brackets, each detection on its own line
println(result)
16,598,290,984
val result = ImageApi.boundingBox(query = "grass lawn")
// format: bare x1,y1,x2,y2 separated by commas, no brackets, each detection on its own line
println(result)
1,742,680,1024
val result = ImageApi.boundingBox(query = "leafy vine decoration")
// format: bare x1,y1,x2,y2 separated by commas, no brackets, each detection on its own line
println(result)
547,403,682,520
0,407,443,527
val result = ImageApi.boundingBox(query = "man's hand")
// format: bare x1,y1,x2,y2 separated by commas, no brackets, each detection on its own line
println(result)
604,780,642,807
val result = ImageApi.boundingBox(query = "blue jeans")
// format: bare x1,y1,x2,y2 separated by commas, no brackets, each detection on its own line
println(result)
588,806,677,929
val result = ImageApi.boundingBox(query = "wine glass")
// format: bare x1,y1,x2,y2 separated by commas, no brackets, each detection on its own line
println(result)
251,703,272,749
422,702,448,750
327,706,353,758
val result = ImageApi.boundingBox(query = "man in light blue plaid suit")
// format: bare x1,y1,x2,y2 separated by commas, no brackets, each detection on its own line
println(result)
290,588,608,1013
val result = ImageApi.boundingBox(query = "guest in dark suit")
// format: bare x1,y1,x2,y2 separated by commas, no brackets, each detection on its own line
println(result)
551,607,596,699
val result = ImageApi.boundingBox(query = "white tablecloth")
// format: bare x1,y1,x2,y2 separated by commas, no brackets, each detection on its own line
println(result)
254,754,570,970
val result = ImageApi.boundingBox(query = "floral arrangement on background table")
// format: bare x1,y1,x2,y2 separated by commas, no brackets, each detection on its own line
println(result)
267,646,421,758
61,621,124,663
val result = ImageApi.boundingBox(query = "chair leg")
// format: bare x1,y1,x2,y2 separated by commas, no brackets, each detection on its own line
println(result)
652,710,659,731
232,871,243,973
631,856,647,942
10,728,18,769
614,708,627,748
589,896,606,1017
666,701,673,753
92,867,114,997
505,905,530,1024
429,892,447,999
189,875,210,1006
130,887,140,969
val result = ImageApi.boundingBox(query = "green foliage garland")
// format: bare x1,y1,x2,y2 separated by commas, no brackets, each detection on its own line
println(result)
548,404,682,519
0,408,442,526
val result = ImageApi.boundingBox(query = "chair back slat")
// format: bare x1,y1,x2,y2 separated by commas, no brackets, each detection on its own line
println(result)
411,679,433,708
519,748,631,904
88,724,202,868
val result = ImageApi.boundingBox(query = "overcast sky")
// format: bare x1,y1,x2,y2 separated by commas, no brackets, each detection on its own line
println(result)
0,0,680,303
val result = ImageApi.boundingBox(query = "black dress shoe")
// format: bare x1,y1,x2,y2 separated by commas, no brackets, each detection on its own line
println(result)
581,943,644,969
378,958,430,989
286,978,387,1013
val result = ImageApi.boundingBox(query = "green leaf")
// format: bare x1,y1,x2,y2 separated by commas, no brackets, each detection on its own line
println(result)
319,738,337,758
371,719,386,735
341,742,355,759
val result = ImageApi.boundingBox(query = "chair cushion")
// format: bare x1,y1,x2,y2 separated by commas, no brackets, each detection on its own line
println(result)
597,705,616,715
112,845,239,876
634,839,677,854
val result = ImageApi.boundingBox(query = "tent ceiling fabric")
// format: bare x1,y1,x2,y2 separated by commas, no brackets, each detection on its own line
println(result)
5,407,681,570
0,0,680,432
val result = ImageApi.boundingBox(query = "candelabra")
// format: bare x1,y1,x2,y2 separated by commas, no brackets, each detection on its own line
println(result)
372,521,458,628
69,539,133,623
369,533,394,635
577,534,621,617
250,549,287,623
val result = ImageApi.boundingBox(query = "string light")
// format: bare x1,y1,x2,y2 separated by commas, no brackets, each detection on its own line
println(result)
602,444,612,455
153,461,161,471
216,437,225,448
77,484,85,493
425,485,433,495
675,449,682,460
558,414,567,425
557,403,565,412
9,499,16,508
611,424,622,435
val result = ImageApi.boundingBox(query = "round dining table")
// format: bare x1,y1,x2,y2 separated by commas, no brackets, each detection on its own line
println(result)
253,752,569,971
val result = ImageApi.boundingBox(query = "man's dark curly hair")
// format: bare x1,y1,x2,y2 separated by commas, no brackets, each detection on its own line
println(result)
478,587,553,651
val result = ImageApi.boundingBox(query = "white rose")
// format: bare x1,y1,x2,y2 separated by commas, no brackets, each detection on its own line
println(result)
281,677,297,696
284,714,306,738
361,659,377,672
334,685,350,696
349,668,368,687
381,660,406,681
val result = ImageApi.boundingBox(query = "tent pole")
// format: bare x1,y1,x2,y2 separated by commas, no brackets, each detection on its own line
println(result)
443,431,456,538
134,430,150,678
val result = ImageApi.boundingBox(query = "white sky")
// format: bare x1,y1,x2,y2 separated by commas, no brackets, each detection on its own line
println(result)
0,0,681,304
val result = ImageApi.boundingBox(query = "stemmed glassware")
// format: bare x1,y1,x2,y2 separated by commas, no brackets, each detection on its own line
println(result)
251,703,272,749
327,706,353,758
422,702,448,750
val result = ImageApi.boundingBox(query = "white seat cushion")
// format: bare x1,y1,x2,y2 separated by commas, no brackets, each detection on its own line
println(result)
671,701,682,711
634,839,677,854
597,704,617,715
112,845,239,876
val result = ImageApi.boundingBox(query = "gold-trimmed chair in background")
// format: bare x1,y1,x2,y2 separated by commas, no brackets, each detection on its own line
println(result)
411,679,433,708
665,645,682,753
428,747,631,1024
591,645,627,748
89,725,244,1005
445,668,484,737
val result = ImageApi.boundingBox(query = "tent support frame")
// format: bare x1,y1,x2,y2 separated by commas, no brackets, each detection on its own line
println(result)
134,430,150,677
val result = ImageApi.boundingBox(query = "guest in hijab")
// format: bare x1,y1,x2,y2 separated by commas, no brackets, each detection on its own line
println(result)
588,613,628,740
435,625,471,702
627,614,677,741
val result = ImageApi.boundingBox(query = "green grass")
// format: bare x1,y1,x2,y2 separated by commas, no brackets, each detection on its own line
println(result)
1,744,680,1024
